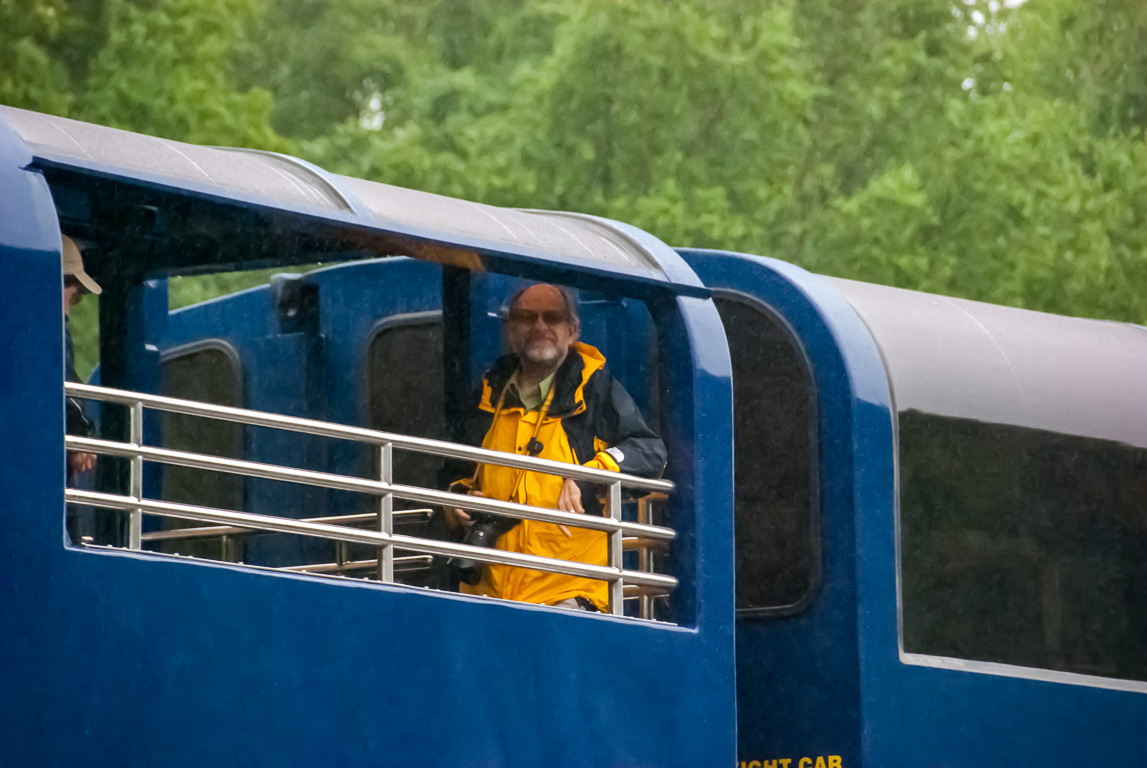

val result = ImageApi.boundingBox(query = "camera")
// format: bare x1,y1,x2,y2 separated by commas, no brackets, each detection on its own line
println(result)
448,514,518,585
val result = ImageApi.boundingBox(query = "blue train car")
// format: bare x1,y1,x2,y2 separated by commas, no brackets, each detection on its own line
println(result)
1,105,1144,767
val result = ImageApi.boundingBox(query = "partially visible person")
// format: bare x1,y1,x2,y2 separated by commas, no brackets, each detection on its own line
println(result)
62,235,100,541
446,283,666,611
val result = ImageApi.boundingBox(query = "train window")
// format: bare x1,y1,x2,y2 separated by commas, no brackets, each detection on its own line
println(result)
713,297,819,615
900,412,1147,681
156,342,244,559
366,313,448,588
367,313,446,487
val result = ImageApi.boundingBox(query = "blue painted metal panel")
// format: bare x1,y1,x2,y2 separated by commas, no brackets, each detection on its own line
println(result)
681,249,892,767
302,258,444,425
5,552,735,766
0,114,80,750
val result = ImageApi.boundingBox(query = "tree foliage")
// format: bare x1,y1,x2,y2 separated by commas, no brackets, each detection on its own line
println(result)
3,0,1146,338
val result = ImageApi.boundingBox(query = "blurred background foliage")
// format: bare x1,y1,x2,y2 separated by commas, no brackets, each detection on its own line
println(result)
5,0,1147,376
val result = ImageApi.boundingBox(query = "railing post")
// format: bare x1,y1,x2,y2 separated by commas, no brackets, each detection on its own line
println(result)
378,441,394,582
637,495,653,621
608,480,623,616
128,400,143,550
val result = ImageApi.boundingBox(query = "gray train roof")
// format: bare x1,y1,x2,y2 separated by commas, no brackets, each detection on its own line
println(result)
826,276,1147,450
0,105,701,292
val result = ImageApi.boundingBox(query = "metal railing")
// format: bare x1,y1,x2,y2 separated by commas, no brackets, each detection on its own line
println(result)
65,382,677,617
140,510,435,575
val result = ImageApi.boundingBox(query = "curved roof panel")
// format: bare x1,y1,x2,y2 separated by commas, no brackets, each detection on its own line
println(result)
827,276,1147,449
336,175,661,273
0,106,693,288
0,106,350,212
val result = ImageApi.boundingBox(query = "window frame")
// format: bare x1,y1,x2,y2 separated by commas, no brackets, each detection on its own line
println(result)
713,291,822,620
157,337,247,534
360,310,444,426
894,409,1147,684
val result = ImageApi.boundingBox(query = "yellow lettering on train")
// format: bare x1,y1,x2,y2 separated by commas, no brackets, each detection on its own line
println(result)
743,755,842,768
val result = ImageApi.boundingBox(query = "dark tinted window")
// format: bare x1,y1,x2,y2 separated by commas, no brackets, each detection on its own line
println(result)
367,316,448,588
368,317,445,487
158,345,244,558
715,298,817,614
900,411,1147,681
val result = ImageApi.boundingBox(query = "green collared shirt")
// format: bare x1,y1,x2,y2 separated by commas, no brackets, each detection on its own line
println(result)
508,370,555,411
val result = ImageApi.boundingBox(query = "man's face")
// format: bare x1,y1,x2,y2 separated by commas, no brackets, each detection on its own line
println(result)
63,282,85,316
508,285,577,368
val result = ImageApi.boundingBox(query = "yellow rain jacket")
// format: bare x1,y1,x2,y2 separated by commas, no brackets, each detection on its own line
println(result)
457,342,666,609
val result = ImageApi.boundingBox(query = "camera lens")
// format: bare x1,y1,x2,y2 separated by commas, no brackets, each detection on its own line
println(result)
447,520,516,586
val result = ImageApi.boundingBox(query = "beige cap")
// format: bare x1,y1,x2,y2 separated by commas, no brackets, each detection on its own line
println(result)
62,235,102,295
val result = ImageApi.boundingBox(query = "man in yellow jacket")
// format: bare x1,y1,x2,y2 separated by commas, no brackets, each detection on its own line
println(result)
449,283,667,611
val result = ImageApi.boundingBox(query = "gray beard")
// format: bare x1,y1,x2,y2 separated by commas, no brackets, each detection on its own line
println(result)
521,340,561,364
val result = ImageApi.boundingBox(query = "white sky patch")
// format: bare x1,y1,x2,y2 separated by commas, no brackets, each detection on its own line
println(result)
359,92,385,132
961,0,1025,40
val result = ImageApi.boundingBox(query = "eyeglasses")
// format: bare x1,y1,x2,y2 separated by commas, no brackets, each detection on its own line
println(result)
509,309,569,327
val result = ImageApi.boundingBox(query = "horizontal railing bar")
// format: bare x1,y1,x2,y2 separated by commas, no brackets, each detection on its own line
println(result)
302,510,433,526
622,537,670,551
141,509,433,542
280,556,434,575
384,483,675,541
622,583,673,598
67,382,673,492
67,489,678,591
67,436,676,542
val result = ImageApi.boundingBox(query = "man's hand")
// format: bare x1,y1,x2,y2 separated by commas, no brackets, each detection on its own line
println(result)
446,490,483,534
67,450,96,477
554,478,585,537
557,478,584,514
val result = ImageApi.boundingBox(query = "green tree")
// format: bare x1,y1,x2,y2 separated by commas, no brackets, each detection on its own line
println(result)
75,0,288,150
4,0,1146,326
0,0,77,114
799,0,1147,323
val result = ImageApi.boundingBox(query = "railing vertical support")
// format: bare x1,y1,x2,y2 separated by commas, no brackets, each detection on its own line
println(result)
128,401,144,550
637,495,653,621
608,480,624,615
378,441,394,582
